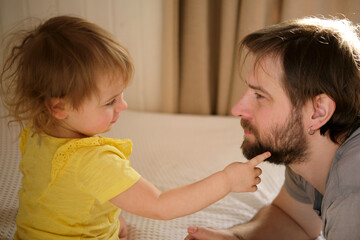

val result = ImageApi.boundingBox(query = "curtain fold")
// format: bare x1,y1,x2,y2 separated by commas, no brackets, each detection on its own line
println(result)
216,0,240,115
161,0,180,113
161,0,360,115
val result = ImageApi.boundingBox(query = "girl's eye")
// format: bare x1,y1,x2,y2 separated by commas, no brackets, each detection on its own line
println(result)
106,99,116,106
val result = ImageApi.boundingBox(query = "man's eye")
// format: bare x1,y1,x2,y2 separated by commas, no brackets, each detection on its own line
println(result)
106,99,116,106
254,93,264,99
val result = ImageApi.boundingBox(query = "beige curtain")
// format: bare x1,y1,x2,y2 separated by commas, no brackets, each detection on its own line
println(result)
161,0,360,115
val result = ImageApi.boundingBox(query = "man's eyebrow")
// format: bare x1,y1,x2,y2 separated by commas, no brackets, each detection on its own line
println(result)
248,84,271,97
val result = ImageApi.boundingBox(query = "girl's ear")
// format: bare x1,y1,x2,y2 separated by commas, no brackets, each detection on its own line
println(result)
45,98,68,120
310,94,336,130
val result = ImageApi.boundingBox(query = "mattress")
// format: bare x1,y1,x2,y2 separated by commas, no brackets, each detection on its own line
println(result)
0,109,285,239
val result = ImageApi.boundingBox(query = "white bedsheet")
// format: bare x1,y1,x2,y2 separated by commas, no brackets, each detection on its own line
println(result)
0,109,285,239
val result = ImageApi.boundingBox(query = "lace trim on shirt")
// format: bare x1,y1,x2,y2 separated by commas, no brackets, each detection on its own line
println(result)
51,137,132,181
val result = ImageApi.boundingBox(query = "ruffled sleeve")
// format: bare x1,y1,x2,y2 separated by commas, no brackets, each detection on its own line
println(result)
51,137,140,204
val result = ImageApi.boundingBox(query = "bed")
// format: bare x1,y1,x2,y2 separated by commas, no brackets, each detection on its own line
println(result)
0,108,285,239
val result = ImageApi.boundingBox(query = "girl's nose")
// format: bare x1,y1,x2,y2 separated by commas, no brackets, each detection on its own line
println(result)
115,99,128,112
121,99,128,111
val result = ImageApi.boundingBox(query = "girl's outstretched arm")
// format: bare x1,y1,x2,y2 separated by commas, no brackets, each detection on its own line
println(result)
109,152,270,220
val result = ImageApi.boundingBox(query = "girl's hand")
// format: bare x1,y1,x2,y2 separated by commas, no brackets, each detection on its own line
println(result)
222,152,271,192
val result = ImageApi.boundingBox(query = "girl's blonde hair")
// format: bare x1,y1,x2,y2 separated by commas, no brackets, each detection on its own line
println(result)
1,15,134,134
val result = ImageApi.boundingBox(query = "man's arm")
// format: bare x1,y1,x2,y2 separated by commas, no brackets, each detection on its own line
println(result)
185,186,322,240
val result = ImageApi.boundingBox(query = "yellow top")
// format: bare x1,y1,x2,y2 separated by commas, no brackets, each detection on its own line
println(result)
15,126,141,240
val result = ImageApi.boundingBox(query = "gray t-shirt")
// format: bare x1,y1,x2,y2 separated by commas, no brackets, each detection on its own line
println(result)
284,127,360,240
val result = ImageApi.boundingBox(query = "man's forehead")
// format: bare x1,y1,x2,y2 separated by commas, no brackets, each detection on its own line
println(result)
246,54,284,88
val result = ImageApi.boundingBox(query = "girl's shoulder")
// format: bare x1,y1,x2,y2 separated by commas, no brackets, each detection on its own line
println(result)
51,136,133,180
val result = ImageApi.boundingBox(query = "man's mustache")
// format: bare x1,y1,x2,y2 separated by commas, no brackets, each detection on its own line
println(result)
241,119,256,134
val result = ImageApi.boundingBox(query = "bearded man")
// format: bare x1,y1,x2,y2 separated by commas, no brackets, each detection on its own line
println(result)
185,17,360,240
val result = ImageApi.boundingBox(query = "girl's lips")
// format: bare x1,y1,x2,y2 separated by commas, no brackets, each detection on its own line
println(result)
110,114,120,124
110,118,118,124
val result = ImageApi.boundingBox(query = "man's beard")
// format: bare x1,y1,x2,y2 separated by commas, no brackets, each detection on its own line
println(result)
241,109,308,165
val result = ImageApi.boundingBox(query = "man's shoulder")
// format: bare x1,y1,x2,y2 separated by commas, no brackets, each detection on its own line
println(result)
327,128,360,196
334,127,360,172
338,127,360,155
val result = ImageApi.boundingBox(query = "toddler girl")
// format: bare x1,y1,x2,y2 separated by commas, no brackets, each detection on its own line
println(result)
0,15,269,240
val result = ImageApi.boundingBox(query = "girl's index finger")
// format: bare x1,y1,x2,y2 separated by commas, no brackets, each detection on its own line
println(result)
248,152,271,166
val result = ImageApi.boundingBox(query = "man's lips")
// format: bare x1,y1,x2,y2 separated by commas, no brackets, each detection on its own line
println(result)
244,130,252,136
241,120,256,137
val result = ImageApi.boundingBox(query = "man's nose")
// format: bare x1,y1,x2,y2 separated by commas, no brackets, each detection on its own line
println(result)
231,91,252,120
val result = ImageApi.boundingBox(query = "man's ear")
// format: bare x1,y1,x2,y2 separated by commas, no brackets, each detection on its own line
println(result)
310,94,336,130
45,98,68,120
